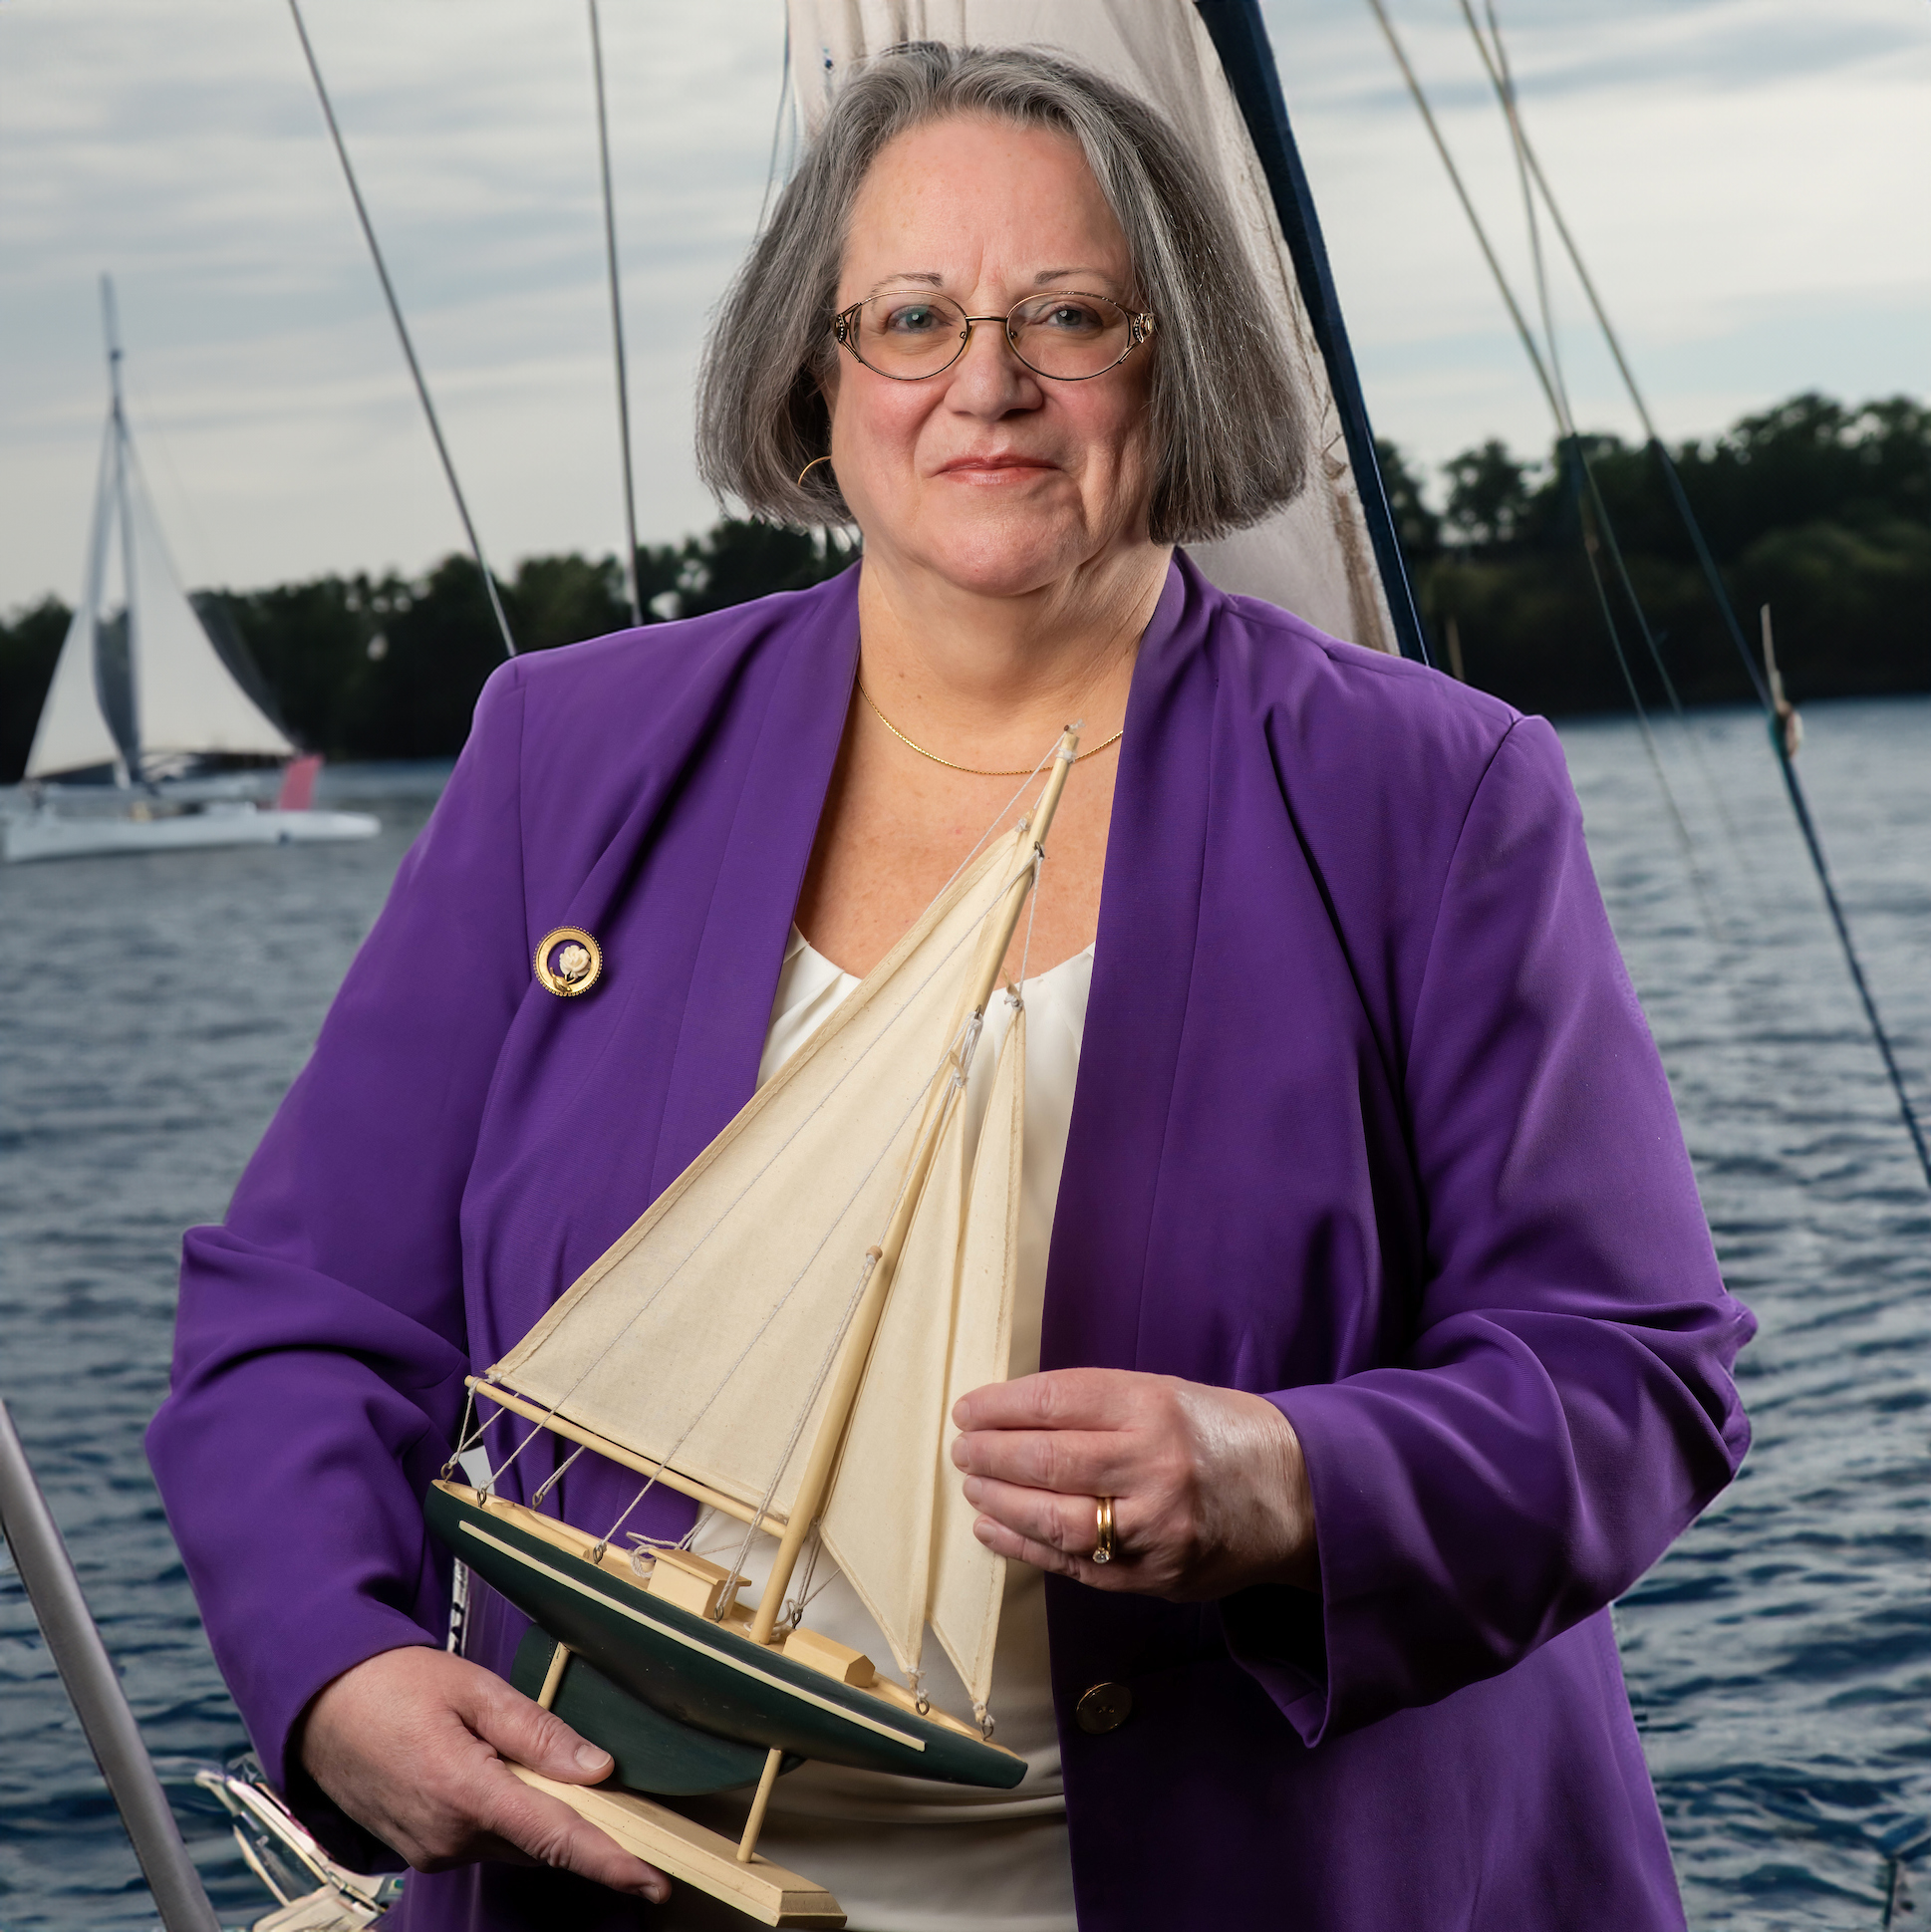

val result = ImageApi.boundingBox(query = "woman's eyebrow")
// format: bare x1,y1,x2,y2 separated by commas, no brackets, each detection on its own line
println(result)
866,272,946,294
1032,267,1116,287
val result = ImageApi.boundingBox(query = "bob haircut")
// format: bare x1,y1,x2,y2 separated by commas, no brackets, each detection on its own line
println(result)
695,42,1308,545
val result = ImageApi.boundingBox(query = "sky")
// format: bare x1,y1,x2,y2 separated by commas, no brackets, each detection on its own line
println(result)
1,0,1925,614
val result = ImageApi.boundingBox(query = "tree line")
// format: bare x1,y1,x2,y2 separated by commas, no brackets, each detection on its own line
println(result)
1381,391,1928,715
2,390,1923,783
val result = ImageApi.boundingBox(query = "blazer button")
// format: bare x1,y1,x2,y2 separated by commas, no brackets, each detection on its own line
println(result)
1075,1682,1133,1735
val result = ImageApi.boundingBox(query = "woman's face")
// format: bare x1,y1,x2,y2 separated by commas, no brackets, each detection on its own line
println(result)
826,115,1157,600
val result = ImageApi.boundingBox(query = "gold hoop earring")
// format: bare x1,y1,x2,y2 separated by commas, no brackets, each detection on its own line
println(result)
797,454,833,487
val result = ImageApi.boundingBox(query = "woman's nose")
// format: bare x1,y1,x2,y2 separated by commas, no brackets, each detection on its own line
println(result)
945,319,1041,414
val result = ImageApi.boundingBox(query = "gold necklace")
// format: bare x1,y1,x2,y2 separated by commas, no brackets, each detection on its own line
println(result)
855,680,1124,778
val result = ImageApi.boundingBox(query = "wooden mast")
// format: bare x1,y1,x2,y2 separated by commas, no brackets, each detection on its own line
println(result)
748,727,1082,1646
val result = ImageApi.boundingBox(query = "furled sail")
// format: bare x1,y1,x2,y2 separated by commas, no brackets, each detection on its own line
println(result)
782,0,1399,654
490,824,1033,1703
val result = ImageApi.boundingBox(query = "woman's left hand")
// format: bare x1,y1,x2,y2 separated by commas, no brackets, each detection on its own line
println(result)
952,1367,1318,1599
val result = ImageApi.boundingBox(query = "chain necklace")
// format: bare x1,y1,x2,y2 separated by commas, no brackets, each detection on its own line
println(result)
855,679,1125,778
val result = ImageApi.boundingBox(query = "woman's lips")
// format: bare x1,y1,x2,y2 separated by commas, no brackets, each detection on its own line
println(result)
936,455,1058,482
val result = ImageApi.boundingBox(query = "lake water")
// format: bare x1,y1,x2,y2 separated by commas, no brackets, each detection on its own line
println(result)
1,705,1926,1930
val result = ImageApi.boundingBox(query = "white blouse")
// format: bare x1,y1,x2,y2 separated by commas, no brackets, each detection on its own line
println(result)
675,927,1093,1931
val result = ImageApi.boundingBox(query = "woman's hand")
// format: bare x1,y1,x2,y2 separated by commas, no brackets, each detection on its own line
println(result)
952,1368,1318,1599
297,1646,670,1903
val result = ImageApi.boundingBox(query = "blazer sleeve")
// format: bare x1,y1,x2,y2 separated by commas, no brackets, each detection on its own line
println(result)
1224,713,1754,1744
145,662,530,1790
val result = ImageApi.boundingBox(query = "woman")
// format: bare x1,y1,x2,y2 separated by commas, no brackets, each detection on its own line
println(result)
149,43,1752,1932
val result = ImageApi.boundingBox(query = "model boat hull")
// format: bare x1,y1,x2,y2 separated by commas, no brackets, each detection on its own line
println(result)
427,1484,1024,1793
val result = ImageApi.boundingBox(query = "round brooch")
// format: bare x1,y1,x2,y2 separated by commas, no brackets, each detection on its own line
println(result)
533,927,604,998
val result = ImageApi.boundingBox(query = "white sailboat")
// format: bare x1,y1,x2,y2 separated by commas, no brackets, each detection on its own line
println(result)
4,278,379,864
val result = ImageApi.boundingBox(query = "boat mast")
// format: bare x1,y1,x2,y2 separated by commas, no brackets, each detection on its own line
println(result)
587,0,643,630
102,274,141,787
749,728,1083,1646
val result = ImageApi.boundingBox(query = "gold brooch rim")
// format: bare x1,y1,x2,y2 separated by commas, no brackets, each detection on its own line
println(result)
533,926,604,998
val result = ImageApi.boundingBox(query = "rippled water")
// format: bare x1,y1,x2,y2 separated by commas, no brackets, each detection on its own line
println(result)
1,707,1926,1930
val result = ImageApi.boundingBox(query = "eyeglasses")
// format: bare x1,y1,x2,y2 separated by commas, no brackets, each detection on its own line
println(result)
831,291,1157,383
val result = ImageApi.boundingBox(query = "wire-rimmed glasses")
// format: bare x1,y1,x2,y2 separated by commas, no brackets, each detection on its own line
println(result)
831,290,1157,383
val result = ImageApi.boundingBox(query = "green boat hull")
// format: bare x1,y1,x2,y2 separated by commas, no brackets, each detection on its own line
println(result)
508,1626,800,1795
427,1485,1023,1793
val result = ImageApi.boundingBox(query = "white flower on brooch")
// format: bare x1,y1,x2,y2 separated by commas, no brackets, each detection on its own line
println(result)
555,943,593,983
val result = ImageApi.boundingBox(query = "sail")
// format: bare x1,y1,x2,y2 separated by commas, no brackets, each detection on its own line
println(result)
814,1000,1022,1701
26,372,292,782
123,448,292,764
782,0,1397,654
491,826,1033,1690
25,424,124,781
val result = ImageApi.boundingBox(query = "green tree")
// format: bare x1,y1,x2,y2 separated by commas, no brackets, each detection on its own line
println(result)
1443,440,1536,551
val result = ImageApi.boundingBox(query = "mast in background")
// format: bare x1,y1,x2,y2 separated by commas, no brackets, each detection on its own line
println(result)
588,0,644,629
102,275,141,783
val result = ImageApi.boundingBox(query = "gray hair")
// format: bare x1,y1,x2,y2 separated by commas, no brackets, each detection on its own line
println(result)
695,42,1307,545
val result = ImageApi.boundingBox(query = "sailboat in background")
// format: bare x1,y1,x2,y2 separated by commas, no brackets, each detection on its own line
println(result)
3,277,379,864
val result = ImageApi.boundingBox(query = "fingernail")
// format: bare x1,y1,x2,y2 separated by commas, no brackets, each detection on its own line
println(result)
575,1744,612,1773
961,1476,982,1504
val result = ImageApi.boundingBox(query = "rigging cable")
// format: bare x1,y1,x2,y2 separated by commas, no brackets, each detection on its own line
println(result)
1445,0,1931,1187
1475,1,1749,897
1360,0,1717,934
587,0,643,628
284,0,518,659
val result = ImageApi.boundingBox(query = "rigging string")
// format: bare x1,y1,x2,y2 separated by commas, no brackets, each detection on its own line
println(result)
1469,1,1732,931
1471,2,1751,885
1360,0,1716,934
1441,1,1931,1187
586,0,643,630
283,0,518,661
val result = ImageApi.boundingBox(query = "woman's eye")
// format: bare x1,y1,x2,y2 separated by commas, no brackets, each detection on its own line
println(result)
883,304,945,335
1039,304,1103,332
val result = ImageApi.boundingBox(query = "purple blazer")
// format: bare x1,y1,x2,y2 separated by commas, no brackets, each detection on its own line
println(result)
149,555,1752,1931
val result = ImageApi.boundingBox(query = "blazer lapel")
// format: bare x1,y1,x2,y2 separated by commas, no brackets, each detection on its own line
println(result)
1042,555,1218,1374
647,576,860,1197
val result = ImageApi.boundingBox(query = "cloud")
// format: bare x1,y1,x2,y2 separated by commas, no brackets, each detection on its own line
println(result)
1,0,1924,610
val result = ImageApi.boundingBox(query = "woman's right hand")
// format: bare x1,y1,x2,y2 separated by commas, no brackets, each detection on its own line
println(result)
297,1645,670,1903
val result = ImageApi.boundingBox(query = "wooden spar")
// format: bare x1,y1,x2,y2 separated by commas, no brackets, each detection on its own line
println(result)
468,1378,787,1538
748,727,1082,1647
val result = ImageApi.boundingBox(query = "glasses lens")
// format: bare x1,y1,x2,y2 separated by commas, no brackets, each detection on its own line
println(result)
851,295,969,377
1007,294,1132,379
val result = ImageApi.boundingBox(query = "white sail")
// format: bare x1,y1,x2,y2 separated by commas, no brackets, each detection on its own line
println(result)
491,826,1034,1692
125,463,292,764
816,1002,1023,1703
783,0,1396,654
25,424,124,782
26,301,293,782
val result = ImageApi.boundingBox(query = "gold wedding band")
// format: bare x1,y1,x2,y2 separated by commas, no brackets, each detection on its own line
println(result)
1092,1495,1116,1565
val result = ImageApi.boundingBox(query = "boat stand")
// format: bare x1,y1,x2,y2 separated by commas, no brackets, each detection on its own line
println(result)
508,1767,844,1927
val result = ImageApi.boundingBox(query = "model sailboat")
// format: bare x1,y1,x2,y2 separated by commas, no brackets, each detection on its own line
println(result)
428,737,1078,1923
5,277,379,864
